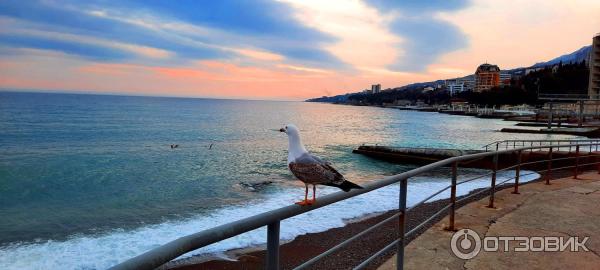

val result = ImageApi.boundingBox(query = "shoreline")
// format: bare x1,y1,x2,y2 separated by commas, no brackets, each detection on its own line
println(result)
168,169,574,270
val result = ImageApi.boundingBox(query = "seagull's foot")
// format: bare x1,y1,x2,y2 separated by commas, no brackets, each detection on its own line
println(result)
295,199,313,206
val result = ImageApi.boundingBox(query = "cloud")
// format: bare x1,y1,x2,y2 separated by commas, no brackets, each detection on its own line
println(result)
279,0,400,74
0,26,172,59
1,0,598,100
387,17,468,71
0,0,346,68
365,0,470,13
0,33,130,61
0,1,227,62
364,0,470,72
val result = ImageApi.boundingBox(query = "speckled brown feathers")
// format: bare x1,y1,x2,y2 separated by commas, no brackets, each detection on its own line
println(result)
288,162,345,185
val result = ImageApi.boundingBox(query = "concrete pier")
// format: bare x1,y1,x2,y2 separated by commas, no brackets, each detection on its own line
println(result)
353,145,600,170
353,145,483,166
377,172,600,270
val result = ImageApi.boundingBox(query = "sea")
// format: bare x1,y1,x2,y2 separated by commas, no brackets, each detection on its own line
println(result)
0,91,575,269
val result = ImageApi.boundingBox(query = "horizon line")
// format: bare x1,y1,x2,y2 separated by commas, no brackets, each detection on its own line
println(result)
0,88,304,102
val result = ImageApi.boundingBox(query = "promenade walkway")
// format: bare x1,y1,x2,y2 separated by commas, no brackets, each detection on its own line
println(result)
378,172,600,270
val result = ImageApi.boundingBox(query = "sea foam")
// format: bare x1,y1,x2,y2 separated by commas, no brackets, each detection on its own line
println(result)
0,170,539,270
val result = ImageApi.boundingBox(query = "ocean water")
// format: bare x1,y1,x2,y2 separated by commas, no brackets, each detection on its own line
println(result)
0,92,573,269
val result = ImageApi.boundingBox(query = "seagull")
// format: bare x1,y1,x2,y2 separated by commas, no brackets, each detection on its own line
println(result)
280,124,363,206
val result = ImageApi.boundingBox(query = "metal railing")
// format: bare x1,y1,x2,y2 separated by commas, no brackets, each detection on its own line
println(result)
110,141,600,270
483,139,600,152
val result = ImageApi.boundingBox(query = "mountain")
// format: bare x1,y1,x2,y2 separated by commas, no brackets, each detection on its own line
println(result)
306,93,352,103
530,45,591,68
307,44,592,102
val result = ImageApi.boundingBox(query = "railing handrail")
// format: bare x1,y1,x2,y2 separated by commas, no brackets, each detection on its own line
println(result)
482,139,600,151
109,141,600,270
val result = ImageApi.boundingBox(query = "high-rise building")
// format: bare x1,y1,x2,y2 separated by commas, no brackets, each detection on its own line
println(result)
371,84,381,94
589,33,600,99
475,63,500,92
445,79,466,96
445,75,475,93
499,72,512,86
461,75,475,91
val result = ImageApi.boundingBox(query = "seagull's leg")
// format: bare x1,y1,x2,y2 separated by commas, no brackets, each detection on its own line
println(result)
304,185,308,202
309,185,316,204
295,184,310,206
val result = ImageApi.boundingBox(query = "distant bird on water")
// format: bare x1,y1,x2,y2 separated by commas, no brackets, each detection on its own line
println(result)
280,124,362,206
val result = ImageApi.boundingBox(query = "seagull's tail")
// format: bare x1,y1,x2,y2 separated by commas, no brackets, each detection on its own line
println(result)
338,180,363,192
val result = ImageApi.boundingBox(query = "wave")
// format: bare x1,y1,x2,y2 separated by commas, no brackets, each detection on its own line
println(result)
0,170,539,270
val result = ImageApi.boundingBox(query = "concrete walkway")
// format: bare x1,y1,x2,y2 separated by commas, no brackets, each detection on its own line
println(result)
378,172,600,270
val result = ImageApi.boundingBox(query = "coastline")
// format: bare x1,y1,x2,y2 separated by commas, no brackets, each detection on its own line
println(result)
167,169,573,270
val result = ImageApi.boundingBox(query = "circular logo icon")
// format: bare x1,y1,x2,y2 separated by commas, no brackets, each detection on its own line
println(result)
450,229,481,259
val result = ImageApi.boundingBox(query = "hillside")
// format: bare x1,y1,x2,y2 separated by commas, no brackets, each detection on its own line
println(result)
531,45,591,68
308,45,592,103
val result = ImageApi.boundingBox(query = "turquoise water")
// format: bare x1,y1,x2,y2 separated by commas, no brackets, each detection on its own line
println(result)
0,92,572,269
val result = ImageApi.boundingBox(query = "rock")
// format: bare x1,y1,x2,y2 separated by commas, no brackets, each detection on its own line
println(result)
238,181,274,192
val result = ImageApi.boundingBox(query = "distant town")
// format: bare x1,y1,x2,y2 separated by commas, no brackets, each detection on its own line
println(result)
308,36,598,108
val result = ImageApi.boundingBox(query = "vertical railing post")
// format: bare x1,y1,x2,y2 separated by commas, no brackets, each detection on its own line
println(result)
547,102,553,129
512,150,522,194
579,100,584,127
574,145,580,179
488,154,498,208
530,141,533,152
397,178,408,270
546,147,553,185
266,221,280,270
446,162,458,231
597,143,600,174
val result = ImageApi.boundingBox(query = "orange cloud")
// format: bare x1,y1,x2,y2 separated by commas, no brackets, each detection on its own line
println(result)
2,0,599,100
1,49,422,100
231,48,284,61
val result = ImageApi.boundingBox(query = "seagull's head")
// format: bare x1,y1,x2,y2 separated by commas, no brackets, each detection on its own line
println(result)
279,124,300,136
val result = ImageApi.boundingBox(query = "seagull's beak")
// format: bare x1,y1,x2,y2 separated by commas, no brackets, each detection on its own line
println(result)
279,128,285,132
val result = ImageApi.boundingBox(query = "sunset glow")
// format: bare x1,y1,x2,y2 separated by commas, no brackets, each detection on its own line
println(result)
0,0,599,100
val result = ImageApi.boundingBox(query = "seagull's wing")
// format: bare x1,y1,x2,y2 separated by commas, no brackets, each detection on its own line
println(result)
288,153,345,185
303,153,330,165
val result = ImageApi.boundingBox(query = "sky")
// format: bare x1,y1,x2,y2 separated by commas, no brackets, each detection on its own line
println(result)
0,0,599,100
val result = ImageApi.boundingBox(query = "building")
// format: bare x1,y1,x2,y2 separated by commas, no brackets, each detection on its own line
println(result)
447,82,466,96
450,98,468,106
475,63,500,92
394,99,411,106
371,84,381,94
590,33,600,99
423,86,435,92
525,67,543,75
461,75,475,91
445,79,465,96
499,72,511,86
445,75,475,95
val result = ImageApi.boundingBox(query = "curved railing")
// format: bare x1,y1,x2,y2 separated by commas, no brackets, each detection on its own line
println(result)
110,141,600,270
482,139,600,152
